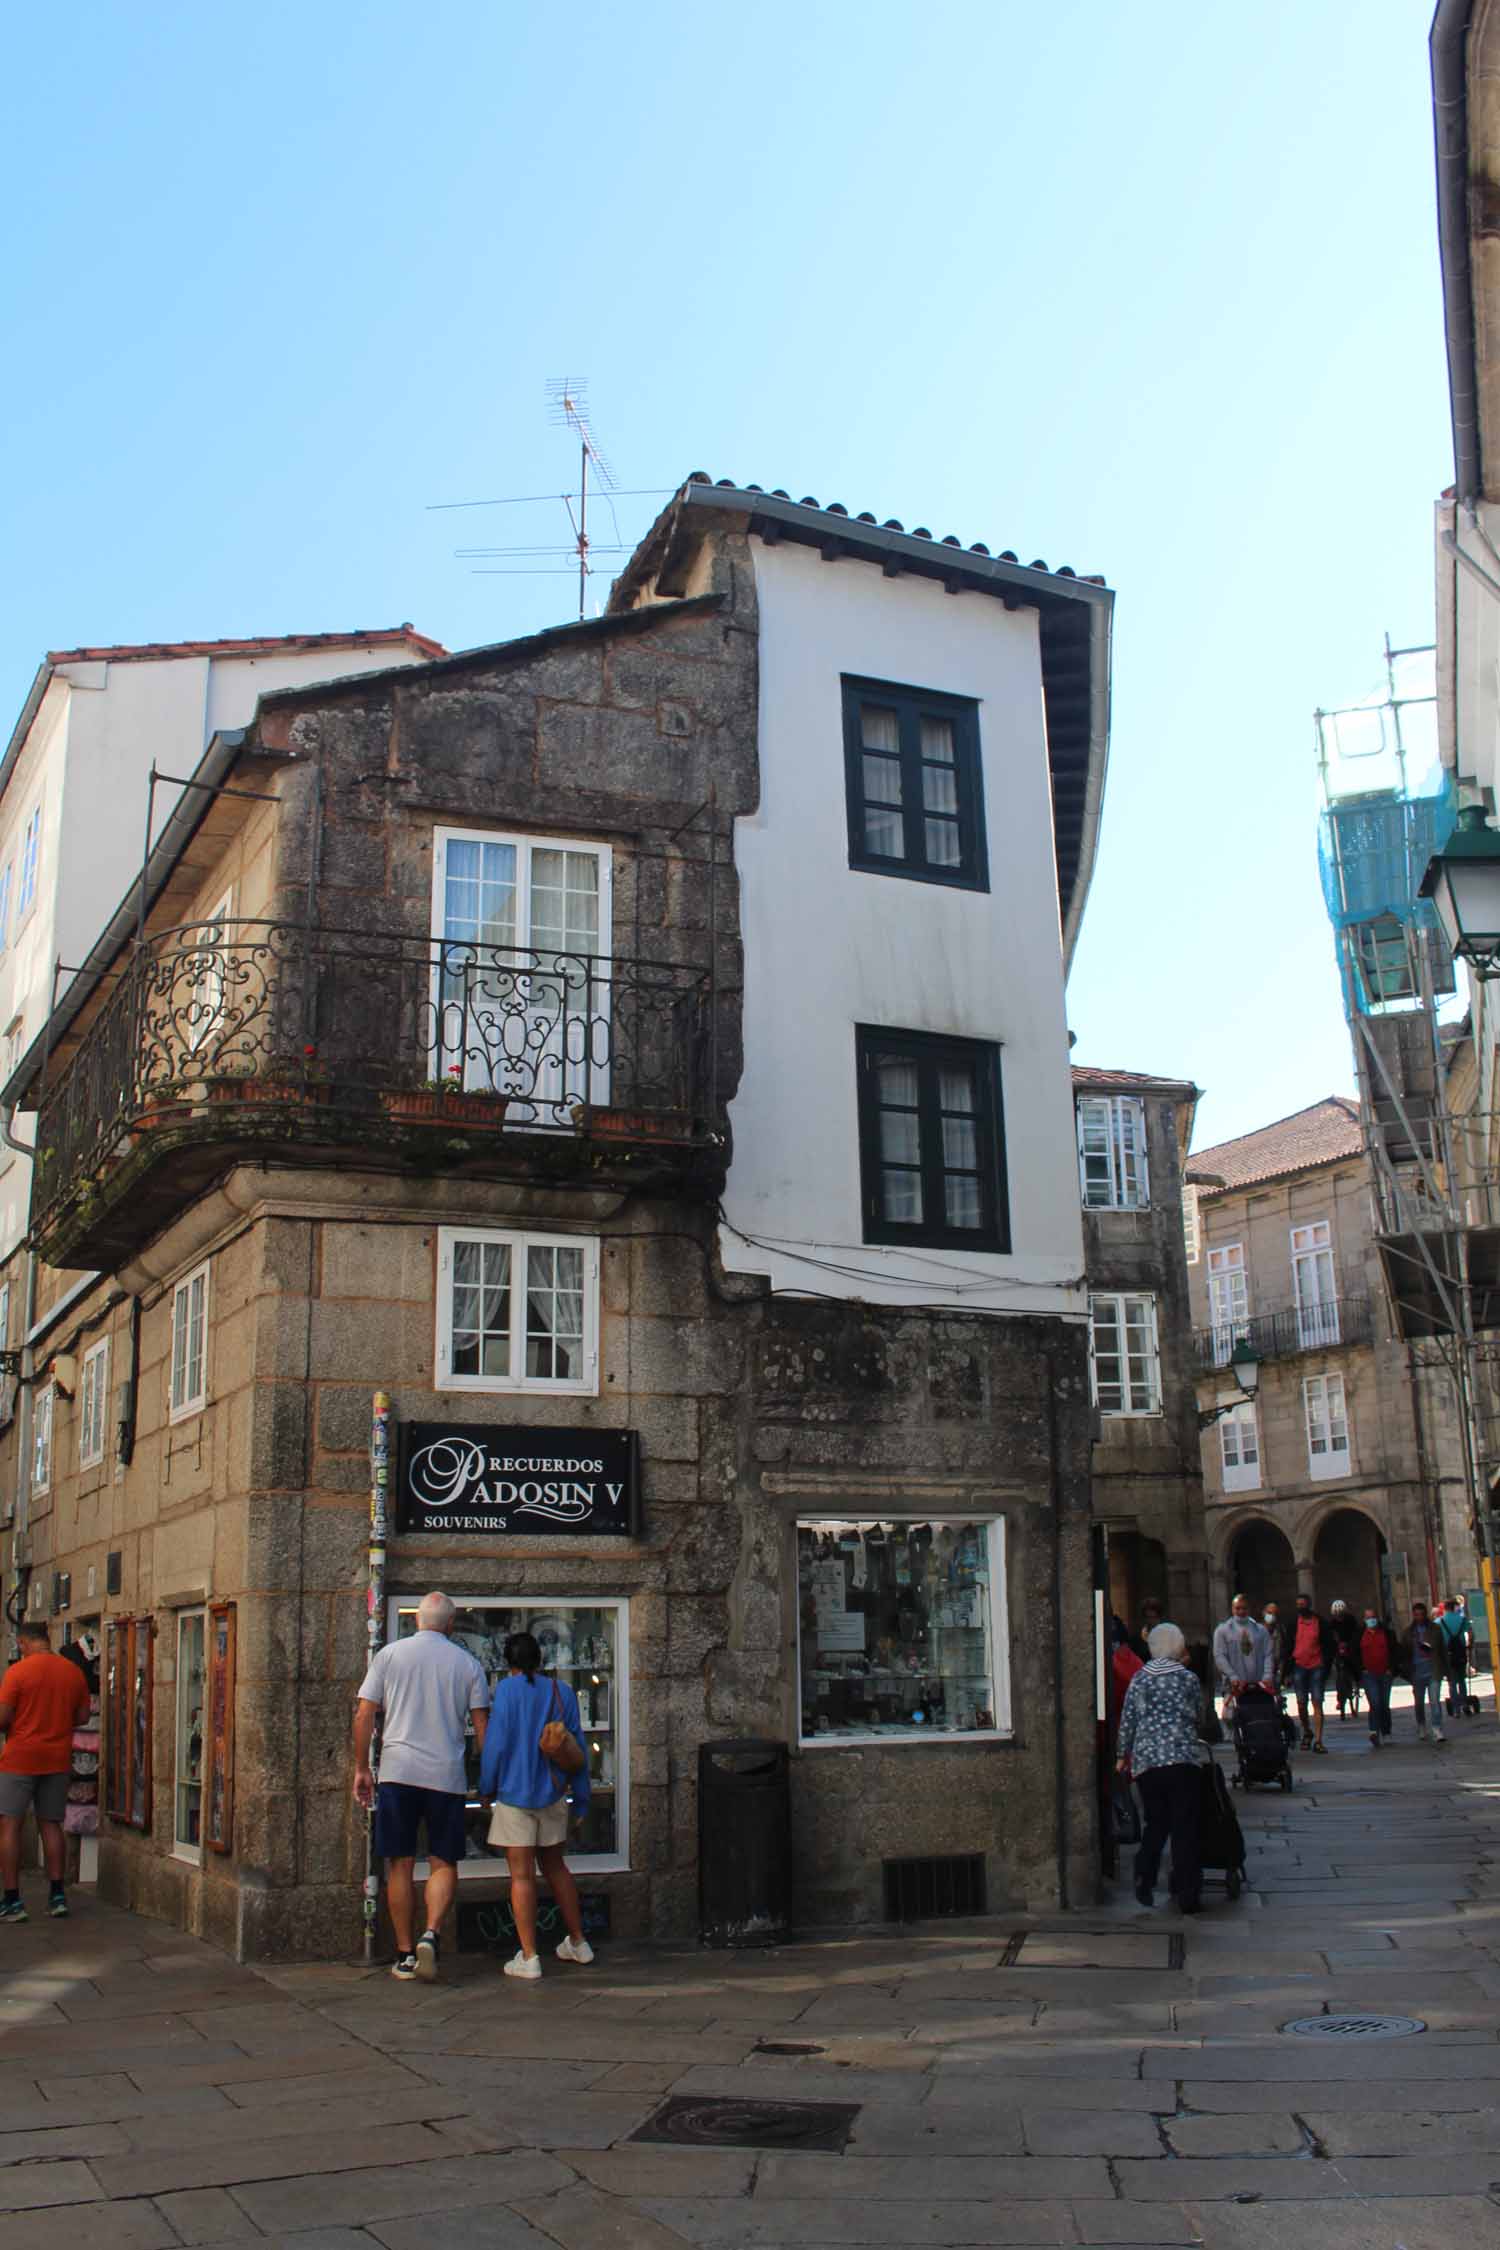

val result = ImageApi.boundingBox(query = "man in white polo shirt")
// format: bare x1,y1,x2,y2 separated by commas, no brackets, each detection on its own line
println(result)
353,1591,490,1981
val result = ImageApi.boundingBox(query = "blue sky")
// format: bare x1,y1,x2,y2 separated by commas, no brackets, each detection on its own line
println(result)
0,2,1451,1149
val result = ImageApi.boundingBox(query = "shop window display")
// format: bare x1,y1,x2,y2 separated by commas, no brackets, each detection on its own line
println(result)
797,1519,1009,1744
389,1598,625,1870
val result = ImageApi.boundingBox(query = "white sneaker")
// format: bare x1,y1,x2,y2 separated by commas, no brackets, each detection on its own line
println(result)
1434,1728,1447,1743
556,1935,594,1965
503,1949,542,1980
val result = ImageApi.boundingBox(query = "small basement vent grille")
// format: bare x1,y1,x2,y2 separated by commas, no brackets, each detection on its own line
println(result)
883,1853,986,1922
1284,2013,1425,2040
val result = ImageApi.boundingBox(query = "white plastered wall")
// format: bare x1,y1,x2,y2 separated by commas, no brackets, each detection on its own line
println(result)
721,536,1087,1319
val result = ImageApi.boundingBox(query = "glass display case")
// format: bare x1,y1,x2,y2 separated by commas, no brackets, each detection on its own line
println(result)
796,1519,1009,1744
388,1596,627,1870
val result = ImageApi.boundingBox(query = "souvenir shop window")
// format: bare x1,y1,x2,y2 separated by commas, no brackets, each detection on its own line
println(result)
205,1604,236,1854
388,1596,627,1873
173,1609,206,1862
796,1519,1011,1746
104,1616,154,1829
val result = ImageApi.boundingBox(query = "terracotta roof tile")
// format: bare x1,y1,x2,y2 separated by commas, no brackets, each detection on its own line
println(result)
1186,1097,1363,1193
46,626,446,665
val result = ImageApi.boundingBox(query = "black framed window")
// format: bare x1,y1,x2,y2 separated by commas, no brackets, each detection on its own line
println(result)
842,676,987,890
856,1027,1008,1251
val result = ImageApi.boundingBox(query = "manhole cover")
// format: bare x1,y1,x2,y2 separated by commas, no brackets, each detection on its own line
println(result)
1284,2014,1425,2040
630,2095,860,2151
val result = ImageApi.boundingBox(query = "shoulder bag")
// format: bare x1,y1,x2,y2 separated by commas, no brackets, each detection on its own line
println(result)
539,1676,586,1775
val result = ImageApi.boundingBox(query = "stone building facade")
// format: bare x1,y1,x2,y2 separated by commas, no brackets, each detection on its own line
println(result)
0,479,1113,1957
1075,1067,1208,1644
1186,1097,1468,1624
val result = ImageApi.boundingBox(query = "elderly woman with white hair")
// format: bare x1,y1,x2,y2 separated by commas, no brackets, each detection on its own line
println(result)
1116,1621,1205,1915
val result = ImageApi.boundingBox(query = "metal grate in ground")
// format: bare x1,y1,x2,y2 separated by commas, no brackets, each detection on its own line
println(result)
630,2095,861,2152
1283,2013,1426,2039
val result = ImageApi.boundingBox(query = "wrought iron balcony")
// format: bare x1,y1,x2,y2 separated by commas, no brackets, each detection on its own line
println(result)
1190,1293,1374,1375
31,918,721,1265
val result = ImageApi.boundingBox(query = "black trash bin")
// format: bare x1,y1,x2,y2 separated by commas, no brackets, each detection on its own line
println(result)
698,1738,792,1948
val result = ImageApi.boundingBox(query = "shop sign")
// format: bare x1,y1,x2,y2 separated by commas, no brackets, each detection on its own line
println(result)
398,1423,640,1537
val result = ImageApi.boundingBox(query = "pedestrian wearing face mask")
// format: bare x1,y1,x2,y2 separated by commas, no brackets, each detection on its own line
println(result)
1261,1603,1285,1685
1360,1607,1396,1748
1400,1602,1447,1745
1286,1594,1337,1756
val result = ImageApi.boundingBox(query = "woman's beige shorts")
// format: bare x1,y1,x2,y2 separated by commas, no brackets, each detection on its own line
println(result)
487,1798,570,1850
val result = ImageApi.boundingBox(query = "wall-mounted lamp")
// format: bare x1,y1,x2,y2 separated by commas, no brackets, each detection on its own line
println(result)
1198,1339,1262,1429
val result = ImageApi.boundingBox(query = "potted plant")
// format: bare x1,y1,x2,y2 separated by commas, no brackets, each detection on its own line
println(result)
381,1064,509,1129
572,1102,695,1146
131,1079,193,1134
203,1046,331,1106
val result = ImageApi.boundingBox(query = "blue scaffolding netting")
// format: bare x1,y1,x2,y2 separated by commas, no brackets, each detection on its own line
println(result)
1318,776,1457,935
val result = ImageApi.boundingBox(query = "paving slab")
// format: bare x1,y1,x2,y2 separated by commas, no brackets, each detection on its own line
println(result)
370,2212,561,2250
638,2200,1077,2245
231,2150,573,2233
0,2161,106,2212
1164,2113,1305,2155
151,2186,266,2242
506,2182,700,2249
751,2150,1114,2199
1188,2197,1500,2250
0,2207,176,2250
94,2119,458,2197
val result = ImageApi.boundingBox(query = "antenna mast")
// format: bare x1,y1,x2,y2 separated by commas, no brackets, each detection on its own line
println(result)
546,378,617,619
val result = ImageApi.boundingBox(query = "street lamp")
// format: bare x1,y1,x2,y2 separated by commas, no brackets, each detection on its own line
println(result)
1418,804,1500,980
1198,1339,1262,1429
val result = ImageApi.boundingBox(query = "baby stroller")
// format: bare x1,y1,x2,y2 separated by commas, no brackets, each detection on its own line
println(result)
1229,1685,1294,1792
1195,1757,1247,1899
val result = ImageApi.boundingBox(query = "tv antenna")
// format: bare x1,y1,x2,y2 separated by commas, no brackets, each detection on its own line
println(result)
547,377,615,619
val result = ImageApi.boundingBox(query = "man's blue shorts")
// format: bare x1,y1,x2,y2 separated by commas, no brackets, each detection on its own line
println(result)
373,1782,468,1865
1292,1664,1325,1705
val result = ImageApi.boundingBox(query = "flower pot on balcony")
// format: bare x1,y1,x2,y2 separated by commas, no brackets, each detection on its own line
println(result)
574,1104,695,1146
130,1100,192,1138
205,1078,329,1106
381,1089,510,1129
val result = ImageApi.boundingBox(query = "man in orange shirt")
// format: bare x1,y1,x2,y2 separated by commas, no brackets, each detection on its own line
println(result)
0,1623,91,1922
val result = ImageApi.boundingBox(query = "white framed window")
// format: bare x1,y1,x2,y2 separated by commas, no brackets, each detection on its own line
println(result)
0,863,14,952
1206,1243,1249,1364
1218,1400,1260,1492
1305,1372,1350,1478
78,1336,110,1471
1089,1292,1162,1415
797,1517,1011,1745
389,1595,628,1873
0,1281,10,1352
430,827,613,1120
1182,1184,1200,1265
170,1262,209,1421
436,1227,599,1394
173,1607,206,1863
31,1383,53,1496
16,808,41,921
4,1020,22,1082
1077,1095,1149,1210
1292,1222,1340,1348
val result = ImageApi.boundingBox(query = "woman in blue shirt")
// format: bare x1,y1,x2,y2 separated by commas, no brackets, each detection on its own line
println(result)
477,1631,594,1980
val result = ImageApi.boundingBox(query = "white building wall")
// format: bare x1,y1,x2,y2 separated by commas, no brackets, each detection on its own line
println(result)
721,536,1087,1319
0,638,435,1261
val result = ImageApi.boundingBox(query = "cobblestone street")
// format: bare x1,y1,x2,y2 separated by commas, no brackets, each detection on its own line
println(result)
1,1700,1498,2249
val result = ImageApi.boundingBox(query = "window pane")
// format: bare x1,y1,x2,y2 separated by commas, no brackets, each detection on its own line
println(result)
524,1242,585,1381
877,1059,920,1108
939,1067,975,1114
863,754,902,805
942,1116,978,1171
922,765,959,816
925,818,962,866
531,848,599,955
945,1174,982,1229
865,807,904,858
175,1612,205,1853
881,1169,923,1222
880,1108,920,1166
920,717,956,764
797,1519,999,1740
451,1238,509,1376
861,706,900,752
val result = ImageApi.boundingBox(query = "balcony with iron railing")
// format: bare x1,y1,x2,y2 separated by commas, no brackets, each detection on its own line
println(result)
30,918,724,1268
1189,1293,1375,1375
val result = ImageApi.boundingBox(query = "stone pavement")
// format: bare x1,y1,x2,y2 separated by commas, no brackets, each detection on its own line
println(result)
3,1694,1500,2249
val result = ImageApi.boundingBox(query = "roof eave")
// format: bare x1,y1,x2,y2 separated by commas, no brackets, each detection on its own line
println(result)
1433,0,1483,503
616,483,1114,965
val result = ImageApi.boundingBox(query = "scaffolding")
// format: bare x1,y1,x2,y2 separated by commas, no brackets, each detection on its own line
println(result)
1317,635,1500,1655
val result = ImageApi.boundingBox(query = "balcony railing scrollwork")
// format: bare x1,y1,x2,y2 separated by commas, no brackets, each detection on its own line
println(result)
1190,1292,1373,1374
33,917,717,1233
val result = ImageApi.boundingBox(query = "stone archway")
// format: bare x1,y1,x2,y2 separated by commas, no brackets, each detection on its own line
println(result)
1313,1506,1387,1619
1228,1517,1298,1616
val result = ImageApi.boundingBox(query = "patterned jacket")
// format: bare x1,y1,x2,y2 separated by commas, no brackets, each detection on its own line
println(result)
1117,1658,1205,1778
